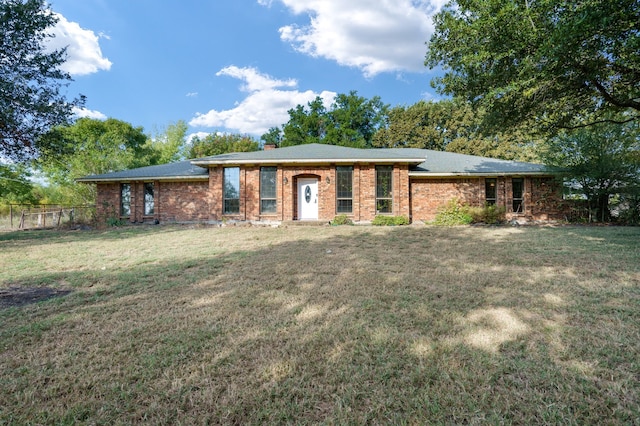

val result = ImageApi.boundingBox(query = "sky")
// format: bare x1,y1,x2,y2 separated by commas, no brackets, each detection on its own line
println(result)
48,0,447,141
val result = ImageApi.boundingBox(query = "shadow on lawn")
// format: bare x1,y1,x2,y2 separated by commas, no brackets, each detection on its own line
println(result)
1,225,638,424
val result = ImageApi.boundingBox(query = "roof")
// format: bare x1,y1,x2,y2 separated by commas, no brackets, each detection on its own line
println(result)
410,150,552,176
76,160,209,182
190,143,427,165
77,144,555,182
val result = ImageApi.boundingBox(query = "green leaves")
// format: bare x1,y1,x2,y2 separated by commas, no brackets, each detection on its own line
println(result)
426,0,640,132
0,0,84,161
275,91,389,148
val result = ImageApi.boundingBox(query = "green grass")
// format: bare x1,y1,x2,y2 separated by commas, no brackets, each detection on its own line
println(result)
1,224,639,424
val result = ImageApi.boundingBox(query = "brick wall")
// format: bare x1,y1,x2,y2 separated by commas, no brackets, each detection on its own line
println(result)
94,180,210,224
410,176,565,222
95,170,565,225
156,181,210,222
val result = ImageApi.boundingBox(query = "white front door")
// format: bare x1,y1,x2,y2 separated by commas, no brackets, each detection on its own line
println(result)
298,178,318,220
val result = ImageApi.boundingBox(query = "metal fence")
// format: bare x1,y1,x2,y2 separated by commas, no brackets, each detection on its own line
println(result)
0,205,95,230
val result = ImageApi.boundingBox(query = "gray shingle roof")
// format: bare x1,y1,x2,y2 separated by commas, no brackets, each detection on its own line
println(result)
76,160,209,182
77,144,555,182
410,150,551,175
190,143,427,164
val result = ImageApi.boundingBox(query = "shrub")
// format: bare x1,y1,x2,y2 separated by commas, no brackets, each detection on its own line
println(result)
433,199,473,226
372,215,410,226
332,214,353,225
468,204,506,224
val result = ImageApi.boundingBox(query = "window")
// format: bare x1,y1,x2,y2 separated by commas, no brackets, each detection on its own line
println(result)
144,183,154,215
260,167,277,214
120,184,131,217
512,178,524,213
336,166,353,213
485,178,497,205
376,166,393,214
223,167,240,214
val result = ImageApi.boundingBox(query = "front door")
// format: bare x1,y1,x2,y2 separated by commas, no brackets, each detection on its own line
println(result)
298,178,318,220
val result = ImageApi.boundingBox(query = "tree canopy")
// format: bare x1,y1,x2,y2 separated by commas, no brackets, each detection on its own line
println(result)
543,115,640,221
425,0,640,132
36,118,151,204
373,99,539,161
275,91,388,148
187,133,260,158
0,0,84,161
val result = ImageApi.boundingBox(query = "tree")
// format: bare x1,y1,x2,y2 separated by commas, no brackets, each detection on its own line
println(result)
0,0,84,161
325,91,388,148
543,116,640,222
281,97,328,147
0,163,36,204
36,118,151,204
425,0,640,132
372,99,539,161
146,120,188,164
277,92,389,148
261,127,283,147
187,133,259,158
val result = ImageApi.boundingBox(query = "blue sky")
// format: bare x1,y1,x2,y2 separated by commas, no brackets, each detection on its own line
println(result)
49,0,446,140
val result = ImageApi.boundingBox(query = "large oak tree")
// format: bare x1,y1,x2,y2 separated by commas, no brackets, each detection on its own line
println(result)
425,0,640,132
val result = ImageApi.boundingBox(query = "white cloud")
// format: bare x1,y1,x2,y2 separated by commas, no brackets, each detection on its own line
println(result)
267,0,447,77
189,66,336,136
45,13,112,76
73,106,107,120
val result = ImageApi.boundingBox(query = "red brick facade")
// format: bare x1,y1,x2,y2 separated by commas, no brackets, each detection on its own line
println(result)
95,165,565,224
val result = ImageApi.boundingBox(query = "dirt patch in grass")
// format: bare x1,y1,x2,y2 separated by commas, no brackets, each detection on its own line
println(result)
0,286,71,309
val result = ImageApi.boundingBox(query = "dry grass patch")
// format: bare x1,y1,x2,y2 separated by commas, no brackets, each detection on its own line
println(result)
0,224,639,424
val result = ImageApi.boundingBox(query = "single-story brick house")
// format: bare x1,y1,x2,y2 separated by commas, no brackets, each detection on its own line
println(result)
78,143,566,224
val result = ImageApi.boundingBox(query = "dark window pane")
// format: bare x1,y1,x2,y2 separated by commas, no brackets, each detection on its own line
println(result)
224,199,240,214
512,178,524,213
376,166,392,213
261,199,277,214
260,167,277,214
485,178,496,205
260,167,277,199
336,166,353,214
376,166,392,198
376,199,392,214
337,199,353,213
336,166,353,199
512,178,523,199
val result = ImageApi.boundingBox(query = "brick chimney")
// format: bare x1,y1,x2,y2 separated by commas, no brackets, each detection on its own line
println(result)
264,144,277,150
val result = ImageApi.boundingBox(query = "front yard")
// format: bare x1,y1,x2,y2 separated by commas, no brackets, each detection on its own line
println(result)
1,224,638,424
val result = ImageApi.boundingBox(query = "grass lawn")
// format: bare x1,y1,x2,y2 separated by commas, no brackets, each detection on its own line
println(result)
1,224,639,424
